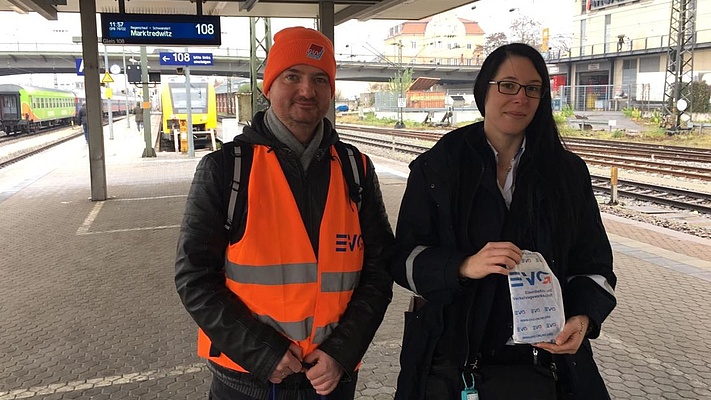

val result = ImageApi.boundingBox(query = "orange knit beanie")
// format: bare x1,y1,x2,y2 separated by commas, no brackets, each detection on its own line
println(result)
262,27,336,96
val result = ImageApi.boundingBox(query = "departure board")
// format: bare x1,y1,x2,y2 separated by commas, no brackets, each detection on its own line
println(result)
100,14,221,46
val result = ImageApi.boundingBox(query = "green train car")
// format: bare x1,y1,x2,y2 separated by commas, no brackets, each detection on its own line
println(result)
0,84,77,134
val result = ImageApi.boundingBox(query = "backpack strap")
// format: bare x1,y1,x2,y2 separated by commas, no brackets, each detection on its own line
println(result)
223,141,253,235
223,140,362,238
334,141,366,212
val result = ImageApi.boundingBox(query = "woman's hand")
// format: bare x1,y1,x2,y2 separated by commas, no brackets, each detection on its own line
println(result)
459,242,522,279
534,315,590,354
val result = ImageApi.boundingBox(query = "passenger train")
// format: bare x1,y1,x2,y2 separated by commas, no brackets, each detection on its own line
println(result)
159,80,217,151
0,84,131,135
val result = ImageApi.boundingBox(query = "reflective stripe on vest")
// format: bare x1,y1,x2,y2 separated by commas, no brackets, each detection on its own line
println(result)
197,144,364,373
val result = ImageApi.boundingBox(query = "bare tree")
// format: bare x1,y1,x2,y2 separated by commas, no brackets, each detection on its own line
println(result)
484,32,509,56
548,34,572,58
368,82,390,92
509,15,543,48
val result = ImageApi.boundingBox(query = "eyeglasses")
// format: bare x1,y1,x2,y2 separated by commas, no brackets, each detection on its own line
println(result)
488,80,546,99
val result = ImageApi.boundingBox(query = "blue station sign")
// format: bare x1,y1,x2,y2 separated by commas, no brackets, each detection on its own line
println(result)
100,13,221,46
159,52,214,67
75,58,84,76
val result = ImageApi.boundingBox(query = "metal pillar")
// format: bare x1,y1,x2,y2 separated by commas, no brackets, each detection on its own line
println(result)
122,46,130,129
662,0,696,132
249,17,272,119
140,46,156,157
395,41,405,129
79,0,107,201
319,1,336,124
185,60,195,157
103,46,114,140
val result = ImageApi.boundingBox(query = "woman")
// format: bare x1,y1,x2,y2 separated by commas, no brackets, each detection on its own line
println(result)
390,43,617,399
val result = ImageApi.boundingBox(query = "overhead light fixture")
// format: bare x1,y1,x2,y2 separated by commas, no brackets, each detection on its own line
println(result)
8,0,59,19
240,0,259,12
7,0,31,14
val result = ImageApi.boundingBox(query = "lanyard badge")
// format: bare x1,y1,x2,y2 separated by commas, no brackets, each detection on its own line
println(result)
461,372,479,400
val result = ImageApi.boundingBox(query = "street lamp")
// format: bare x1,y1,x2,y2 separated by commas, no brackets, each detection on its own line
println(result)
122,46,131,129
363,41,406,128
393,40,405,129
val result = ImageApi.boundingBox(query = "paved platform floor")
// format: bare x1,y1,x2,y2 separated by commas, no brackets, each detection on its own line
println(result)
0,122,710,399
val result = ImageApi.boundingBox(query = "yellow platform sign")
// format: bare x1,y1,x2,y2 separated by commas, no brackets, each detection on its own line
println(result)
101,72,114,84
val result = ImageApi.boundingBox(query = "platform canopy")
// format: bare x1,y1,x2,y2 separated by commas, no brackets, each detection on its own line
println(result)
0,0,475,24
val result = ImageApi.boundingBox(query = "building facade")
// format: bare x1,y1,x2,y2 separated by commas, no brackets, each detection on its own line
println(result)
548,0,711,112
384,12,486,67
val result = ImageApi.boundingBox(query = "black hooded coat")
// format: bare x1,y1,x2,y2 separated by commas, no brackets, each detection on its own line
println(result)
390,122,617,400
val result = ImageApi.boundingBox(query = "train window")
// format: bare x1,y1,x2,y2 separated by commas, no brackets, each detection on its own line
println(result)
169,83,209,114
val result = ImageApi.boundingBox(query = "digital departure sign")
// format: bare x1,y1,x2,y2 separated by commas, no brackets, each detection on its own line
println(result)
100,14,221,46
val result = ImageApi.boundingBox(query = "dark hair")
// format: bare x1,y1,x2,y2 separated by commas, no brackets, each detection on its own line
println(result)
473,43,564,158
475,44,575,244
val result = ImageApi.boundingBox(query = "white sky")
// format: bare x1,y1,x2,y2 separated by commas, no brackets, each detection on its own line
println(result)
0,0,573,98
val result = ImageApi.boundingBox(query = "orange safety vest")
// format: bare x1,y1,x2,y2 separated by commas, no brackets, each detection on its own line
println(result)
197,144,365,373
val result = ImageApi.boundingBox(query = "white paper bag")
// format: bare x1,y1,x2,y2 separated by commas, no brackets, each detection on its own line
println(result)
508,250,565,344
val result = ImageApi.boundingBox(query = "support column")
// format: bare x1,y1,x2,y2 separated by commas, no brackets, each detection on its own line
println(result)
79,0,107,201
249,17,271,118
319,1,336,124
141,46,156,157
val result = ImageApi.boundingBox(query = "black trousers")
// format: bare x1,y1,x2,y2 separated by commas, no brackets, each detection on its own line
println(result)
208,373,357,400
424,345,574,400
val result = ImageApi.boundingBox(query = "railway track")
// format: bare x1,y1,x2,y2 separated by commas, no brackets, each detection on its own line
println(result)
337,125,711,215
0,117,124,169
591,175,711,214
337,125,711,181
0,131,83,169
0,123,78,145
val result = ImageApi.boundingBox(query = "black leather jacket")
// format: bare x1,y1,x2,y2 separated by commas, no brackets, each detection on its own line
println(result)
175,112,394,383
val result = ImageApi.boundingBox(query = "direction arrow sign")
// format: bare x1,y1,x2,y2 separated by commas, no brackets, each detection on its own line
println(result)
75,58,84,76
159,52,214,66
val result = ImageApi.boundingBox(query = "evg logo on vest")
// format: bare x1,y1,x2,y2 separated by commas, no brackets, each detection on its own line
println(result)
335,233,363,252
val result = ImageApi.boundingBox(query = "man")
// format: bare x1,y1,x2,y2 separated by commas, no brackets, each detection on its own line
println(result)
133,102,143,132
175,27,394,399
78,102,88,143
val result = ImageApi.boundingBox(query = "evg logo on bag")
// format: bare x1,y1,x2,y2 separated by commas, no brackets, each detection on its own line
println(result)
509,270,551,287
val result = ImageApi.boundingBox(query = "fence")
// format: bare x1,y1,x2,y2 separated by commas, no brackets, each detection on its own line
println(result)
554,84,672,112
545,28,711,62
375,89,475,111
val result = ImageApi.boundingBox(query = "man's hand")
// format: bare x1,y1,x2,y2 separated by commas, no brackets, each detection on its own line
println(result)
459,242,522,279
534,315,590,354
303,349,344,395
268,343,304,384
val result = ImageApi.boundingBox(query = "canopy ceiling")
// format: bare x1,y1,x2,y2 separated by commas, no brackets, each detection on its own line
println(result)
0,0,475,25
